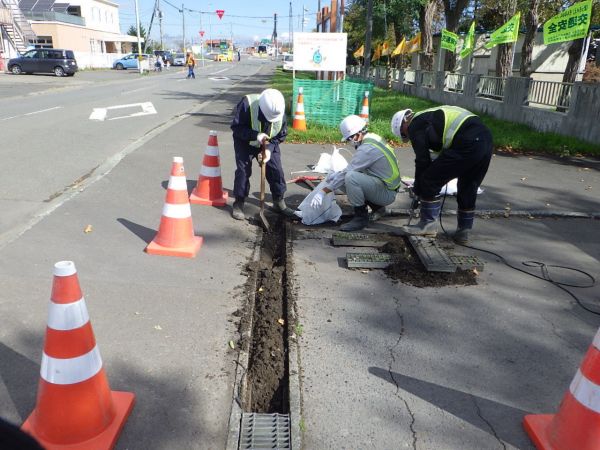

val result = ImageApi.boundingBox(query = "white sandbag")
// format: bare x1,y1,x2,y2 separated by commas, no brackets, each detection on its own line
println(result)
295,180,342,225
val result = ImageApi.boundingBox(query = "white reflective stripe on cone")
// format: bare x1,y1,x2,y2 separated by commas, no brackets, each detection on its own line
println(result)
593,328,600,351
47,298,90,331
204,146,220,156
570,368,600,414
168,175,188,191
200,166,221,177
296,103,304,112
41,346,102,385
53,261,77,277
162,202,192,218
294,115,305,120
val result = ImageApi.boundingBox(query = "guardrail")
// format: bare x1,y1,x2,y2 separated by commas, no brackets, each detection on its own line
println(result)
527,79,573,111
445,73,465,93
477,76,505,100
24,11,85,26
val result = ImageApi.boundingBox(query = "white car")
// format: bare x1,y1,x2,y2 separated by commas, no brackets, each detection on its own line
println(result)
282,54,294,71
173,53,186,66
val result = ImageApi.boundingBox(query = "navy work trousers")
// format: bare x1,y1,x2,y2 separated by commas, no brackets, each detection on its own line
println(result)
233,140,287,200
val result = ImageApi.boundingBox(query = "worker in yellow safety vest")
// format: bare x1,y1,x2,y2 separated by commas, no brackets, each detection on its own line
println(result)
391,105,493,244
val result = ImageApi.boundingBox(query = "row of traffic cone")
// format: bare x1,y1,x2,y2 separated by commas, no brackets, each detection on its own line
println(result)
145,131,227,259
291,89,371,131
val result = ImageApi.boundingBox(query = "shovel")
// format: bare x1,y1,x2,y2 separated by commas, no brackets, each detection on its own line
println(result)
258,143,270,231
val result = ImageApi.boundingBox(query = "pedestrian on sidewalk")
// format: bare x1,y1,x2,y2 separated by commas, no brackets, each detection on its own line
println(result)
186,52,196,79
230,88,295,220
163,55,170,70
390,105,493,244
310,115,401,231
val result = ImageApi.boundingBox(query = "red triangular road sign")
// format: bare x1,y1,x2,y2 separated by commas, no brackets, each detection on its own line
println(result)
216,9,224,19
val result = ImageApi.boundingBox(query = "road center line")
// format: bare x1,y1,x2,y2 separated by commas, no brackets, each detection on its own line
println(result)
209,67,230,75
1,106,62,121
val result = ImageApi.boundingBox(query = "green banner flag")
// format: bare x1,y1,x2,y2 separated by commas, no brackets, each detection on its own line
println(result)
543,0,592,45
484,12,521,49
460,22,475,59
441,29,459,52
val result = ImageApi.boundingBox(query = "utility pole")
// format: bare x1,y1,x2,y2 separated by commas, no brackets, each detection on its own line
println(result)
317,0,321,32
134,0,143,73
289,2,293,51
273,13,278,59
158,0,163,50
199,12,204,66
363,0,373,78
181,3,186,52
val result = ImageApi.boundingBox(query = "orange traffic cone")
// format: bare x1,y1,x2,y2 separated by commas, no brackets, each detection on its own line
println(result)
359,91,369,122
524,327,600,450
146,156,203,258
21,261,135,450
190,130,228,206
292,87,307,131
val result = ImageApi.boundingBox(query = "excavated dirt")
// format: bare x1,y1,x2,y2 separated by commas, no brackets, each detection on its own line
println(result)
241,217,289,413
381,235,478,287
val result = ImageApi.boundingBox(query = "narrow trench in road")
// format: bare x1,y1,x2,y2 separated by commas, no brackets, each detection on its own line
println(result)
241,216,290,413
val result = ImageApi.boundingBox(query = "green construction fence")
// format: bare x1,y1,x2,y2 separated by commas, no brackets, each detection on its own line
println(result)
292,77,374,127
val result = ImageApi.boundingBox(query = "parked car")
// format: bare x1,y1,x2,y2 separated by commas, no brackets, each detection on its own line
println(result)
173,53,186,66
8,48,78,77
154,50,174,65
112,54,150,70
282,54,294,71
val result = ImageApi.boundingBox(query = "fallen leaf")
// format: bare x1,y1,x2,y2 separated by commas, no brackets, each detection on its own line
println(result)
586,186,592,190
545,203,551,207
134,311,140,315
229,340,235,349
277,318,285,326
84,224,93,233
360,269,370,274
520,177,527,181
154,325,162,330
258,287,264,293
473,268,479,276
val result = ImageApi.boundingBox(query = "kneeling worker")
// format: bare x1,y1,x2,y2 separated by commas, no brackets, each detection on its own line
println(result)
310,115,401,231
230,88,295,220
390,105,492,244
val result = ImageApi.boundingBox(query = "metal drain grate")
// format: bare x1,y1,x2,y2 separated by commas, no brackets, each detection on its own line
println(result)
346,252,401,269
408,236,457,273
239,413,291,449
449,255,485,271
332,232,387,247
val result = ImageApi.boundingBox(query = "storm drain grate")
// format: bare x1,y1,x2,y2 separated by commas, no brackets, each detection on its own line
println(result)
346,252,401,269
332,232,387,247
408,236,457,273
449,255,485,272
239,413,291,449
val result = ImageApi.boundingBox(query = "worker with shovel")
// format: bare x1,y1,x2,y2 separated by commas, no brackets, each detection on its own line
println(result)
230,88,295,220
310,115,401,231
390,105,493,244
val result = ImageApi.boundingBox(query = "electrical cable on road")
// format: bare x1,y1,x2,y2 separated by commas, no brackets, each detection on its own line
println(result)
436,194,598,315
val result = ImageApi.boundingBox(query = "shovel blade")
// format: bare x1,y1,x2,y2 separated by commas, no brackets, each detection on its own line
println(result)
259,209,270,231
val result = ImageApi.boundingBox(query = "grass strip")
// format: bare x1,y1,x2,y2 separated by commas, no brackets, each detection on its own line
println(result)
271,69,599,156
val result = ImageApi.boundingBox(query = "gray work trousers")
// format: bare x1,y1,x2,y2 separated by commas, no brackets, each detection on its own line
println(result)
343,171,397,207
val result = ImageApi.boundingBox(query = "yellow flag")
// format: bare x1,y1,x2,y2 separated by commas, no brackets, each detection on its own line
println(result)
392,37,406,56
407,32,421,53
373,44,382,61
381,41,390,56
353,44,364,58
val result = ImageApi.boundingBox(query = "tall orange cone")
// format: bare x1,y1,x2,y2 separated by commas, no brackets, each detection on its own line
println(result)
292,87,307,131
146,156,203,258
524,327,600,450
21,261,135,450
359,91,369,122
190,130,228,206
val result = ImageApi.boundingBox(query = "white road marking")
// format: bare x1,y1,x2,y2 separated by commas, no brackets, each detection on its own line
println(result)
89,102,157,121
124,86,152,95
209,67,231,75
1,106,62,121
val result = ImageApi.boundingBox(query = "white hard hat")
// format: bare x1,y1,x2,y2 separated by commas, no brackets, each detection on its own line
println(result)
340,115,367,141
391,109,413,142
259,89,285,122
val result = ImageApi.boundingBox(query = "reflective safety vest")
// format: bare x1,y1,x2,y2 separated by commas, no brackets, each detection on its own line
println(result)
362,133,401,191
246,94,283,147
413,105,476,150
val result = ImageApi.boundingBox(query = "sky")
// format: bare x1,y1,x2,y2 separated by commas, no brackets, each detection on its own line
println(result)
116,0,323,46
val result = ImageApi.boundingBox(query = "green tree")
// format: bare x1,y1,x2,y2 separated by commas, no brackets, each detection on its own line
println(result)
127,24,147,52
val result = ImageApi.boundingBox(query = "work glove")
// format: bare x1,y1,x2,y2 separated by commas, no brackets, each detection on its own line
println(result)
256,133,269,144
310,190,325,209
257,149,271,165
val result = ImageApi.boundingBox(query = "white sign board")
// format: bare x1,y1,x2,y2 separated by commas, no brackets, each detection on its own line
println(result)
293,32,347,72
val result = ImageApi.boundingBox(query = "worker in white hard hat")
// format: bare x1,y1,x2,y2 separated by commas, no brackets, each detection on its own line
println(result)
310,114,401,231
230,88,295,220
390,105,493,244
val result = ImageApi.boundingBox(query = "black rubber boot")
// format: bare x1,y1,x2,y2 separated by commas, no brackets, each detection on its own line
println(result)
272,196,296,218
400,198,441,236
366,201,386,222
232,197,245,220
454,210,475,245
340,205,369,232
